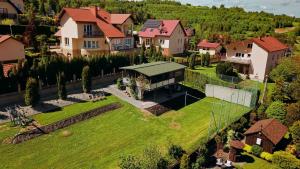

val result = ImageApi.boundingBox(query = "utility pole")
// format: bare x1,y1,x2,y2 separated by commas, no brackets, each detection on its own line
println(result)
261,75,268,104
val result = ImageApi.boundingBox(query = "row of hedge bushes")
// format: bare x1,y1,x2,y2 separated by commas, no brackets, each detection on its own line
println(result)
0,25,56,36
0,53,140,94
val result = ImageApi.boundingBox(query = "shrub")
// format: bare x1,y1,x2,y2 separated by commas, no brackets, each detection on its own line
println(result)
82,66,91,93
117,78,122,90
260,152,273,161
290,121,300,152
286,103,300,126
168,145,184,160
180,154,189,169
272,151,300,169
216,62,237,77
257,104,267,120
119,155,141,169
157,158,168,169
251,145,263,156
243,144,252,153
24,78,40,106
57,72,67,100
266,101,287,124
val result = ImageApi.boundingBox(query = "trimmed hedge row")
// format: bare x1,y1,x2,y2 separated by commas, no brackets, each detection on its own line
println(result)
0,25,56,36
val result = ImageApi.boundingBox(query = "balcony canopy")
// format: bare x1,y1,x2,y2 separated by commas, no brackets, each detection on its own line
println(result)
120,61,186,77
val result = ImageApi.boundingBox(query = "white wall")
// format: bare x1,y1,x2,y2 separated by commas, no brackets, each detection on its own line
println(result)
249,43,269,81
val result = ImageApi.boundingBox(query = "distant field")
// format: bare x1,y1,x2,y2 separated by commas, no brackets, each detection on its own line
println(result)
0,96,249,169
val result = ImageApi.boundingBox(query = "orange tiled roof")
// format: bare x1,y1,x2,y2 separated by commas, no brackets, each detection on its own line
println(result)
58,7,131,38
252,36,288,53
0,35,11,44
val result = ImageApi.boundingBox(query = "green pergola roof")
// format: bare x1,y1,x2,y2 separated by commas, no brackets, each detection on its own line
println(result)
120,61,186,77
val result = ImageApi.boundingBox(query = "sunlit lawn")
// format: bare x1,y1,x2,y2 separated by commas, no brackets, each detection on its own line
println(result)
0,96,250,169
235,153,276,169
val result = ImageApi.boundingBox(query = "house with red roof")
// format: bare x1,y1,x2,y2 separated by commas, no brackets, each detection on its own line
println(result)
225,36,289,82
0,35,24,77
197,39,221,56
244,118,288,153
0,0,24,19
55,6,134,58
138,19,187,56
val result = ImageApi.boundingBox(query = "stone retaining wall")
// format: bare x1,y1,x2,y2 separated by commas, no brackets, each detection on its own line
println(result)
11,102,122,144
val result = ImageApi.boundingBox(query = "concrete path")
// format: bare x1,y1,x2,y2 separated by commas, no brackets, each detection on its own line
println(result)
104,85,185,109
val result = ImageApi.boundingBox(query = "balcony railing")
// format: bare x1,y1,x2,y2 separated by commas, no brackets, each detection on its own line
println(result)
136,78,176,91
83,31,103,38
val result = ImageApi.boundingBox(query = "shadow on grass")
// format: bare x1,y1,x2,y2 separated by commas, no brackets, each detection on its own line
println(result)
240,154,255,163
0,114,8,120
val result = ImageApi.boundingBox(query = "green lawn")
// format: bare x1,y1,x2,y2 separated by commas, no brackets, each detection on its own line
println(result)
0,96,250,169
235,153,277,169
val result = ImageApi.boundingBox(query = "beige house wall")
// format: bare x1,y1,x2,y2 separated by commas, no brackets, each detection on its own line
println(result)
169,24,185,55
199,46,221,56
0,38,24,62
249,43,269,81
0,2,18,14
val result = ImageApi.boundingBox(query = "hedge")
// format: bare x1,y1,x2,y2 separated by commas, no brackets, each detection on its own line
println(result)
0,25,56,36
272,151,300,169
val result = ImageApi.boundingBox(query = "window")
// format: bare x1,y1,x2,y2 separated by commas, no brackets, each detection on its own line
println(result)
65,38,69,46
125,38,132,46
256,138,262,145
242,54,245,58
248,54,251,57
159,39,165,45
247,43,253,48
84,24,93,36
235,53,242,57
84,40,99,49
145,38,151,46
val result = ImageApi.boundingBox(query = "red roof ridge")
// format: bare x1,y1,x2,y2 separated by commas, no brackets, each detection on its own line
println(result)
252,36,288,53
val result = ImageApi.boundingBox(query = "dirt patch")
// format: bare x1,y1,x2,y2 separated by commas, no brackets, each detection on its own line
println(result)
145,104,171,116
169,121,181,130
60,130,73,137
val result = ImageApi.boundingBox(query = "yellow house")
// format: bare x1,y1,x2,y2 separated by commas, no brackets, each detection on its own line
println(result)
55,7,134,58
0,0,24,19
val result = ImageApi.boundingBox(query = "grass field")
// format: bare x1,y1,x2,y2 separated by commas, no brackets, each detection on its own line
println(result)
0,96,250,169
235,153,276,169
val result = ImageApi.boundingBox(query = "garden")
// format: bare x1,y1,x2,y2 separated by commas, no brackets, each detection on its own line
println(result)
0,94,250,169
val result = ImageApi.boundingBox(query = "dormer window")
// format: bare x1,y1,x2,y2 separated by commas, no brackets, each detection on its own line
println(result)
247,44,253,49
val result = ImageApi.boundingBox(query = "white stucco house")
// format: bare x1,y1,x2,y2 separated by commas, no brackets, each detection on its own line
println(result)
225,36,289,82
197,39,221,56
138,19,187,57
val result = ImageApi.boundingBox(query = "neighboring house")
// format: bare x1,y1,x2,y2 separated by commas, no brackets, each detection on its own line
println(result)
244,118,288,153
184,27,195,49
0,0,24,19
0,35,25,76
138,19,187,57
120,61,186,99
55,6,134,58
197,39,221,56
225,36,289,82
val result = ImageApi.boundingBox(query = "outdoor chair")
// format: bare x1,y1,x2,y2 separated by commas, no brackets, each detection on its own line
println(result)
216,158,223,166
224,160,232,168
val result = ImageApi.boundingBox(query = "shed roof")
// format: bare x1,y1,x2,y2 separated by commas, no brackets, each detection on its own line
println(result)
244,118,288,145
121,62,186,77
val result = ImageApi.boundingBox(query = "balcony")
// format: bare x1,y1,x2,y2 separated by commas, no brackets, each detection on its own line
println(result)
83,31,103,38
136,78,176,91
222,57,251,65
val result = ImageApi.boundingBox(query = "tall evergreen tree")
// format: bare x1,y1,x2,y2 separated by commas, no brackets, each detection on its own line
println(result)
82,66,91,93
24,78,40,106
57,72,67,100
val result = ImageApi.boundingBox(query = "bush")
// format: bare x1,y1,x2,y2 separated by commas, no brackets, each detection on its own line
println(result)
260,152,273,161
216,62,237,77
117,78,122,90
180,154,189,169
24,78,40,106
57,72,67,100
290,121,300,152
272,151,300,169
119,155,141,169
168,145,184,160
266,101,287,124
243,144,252,153
251,145,263,156
82,66,91,93
286,103,300,126
257,104,267,120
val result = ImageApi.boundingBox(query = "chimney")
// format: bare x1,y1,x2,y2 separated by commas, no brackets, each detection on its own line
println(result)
90,6,98,17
